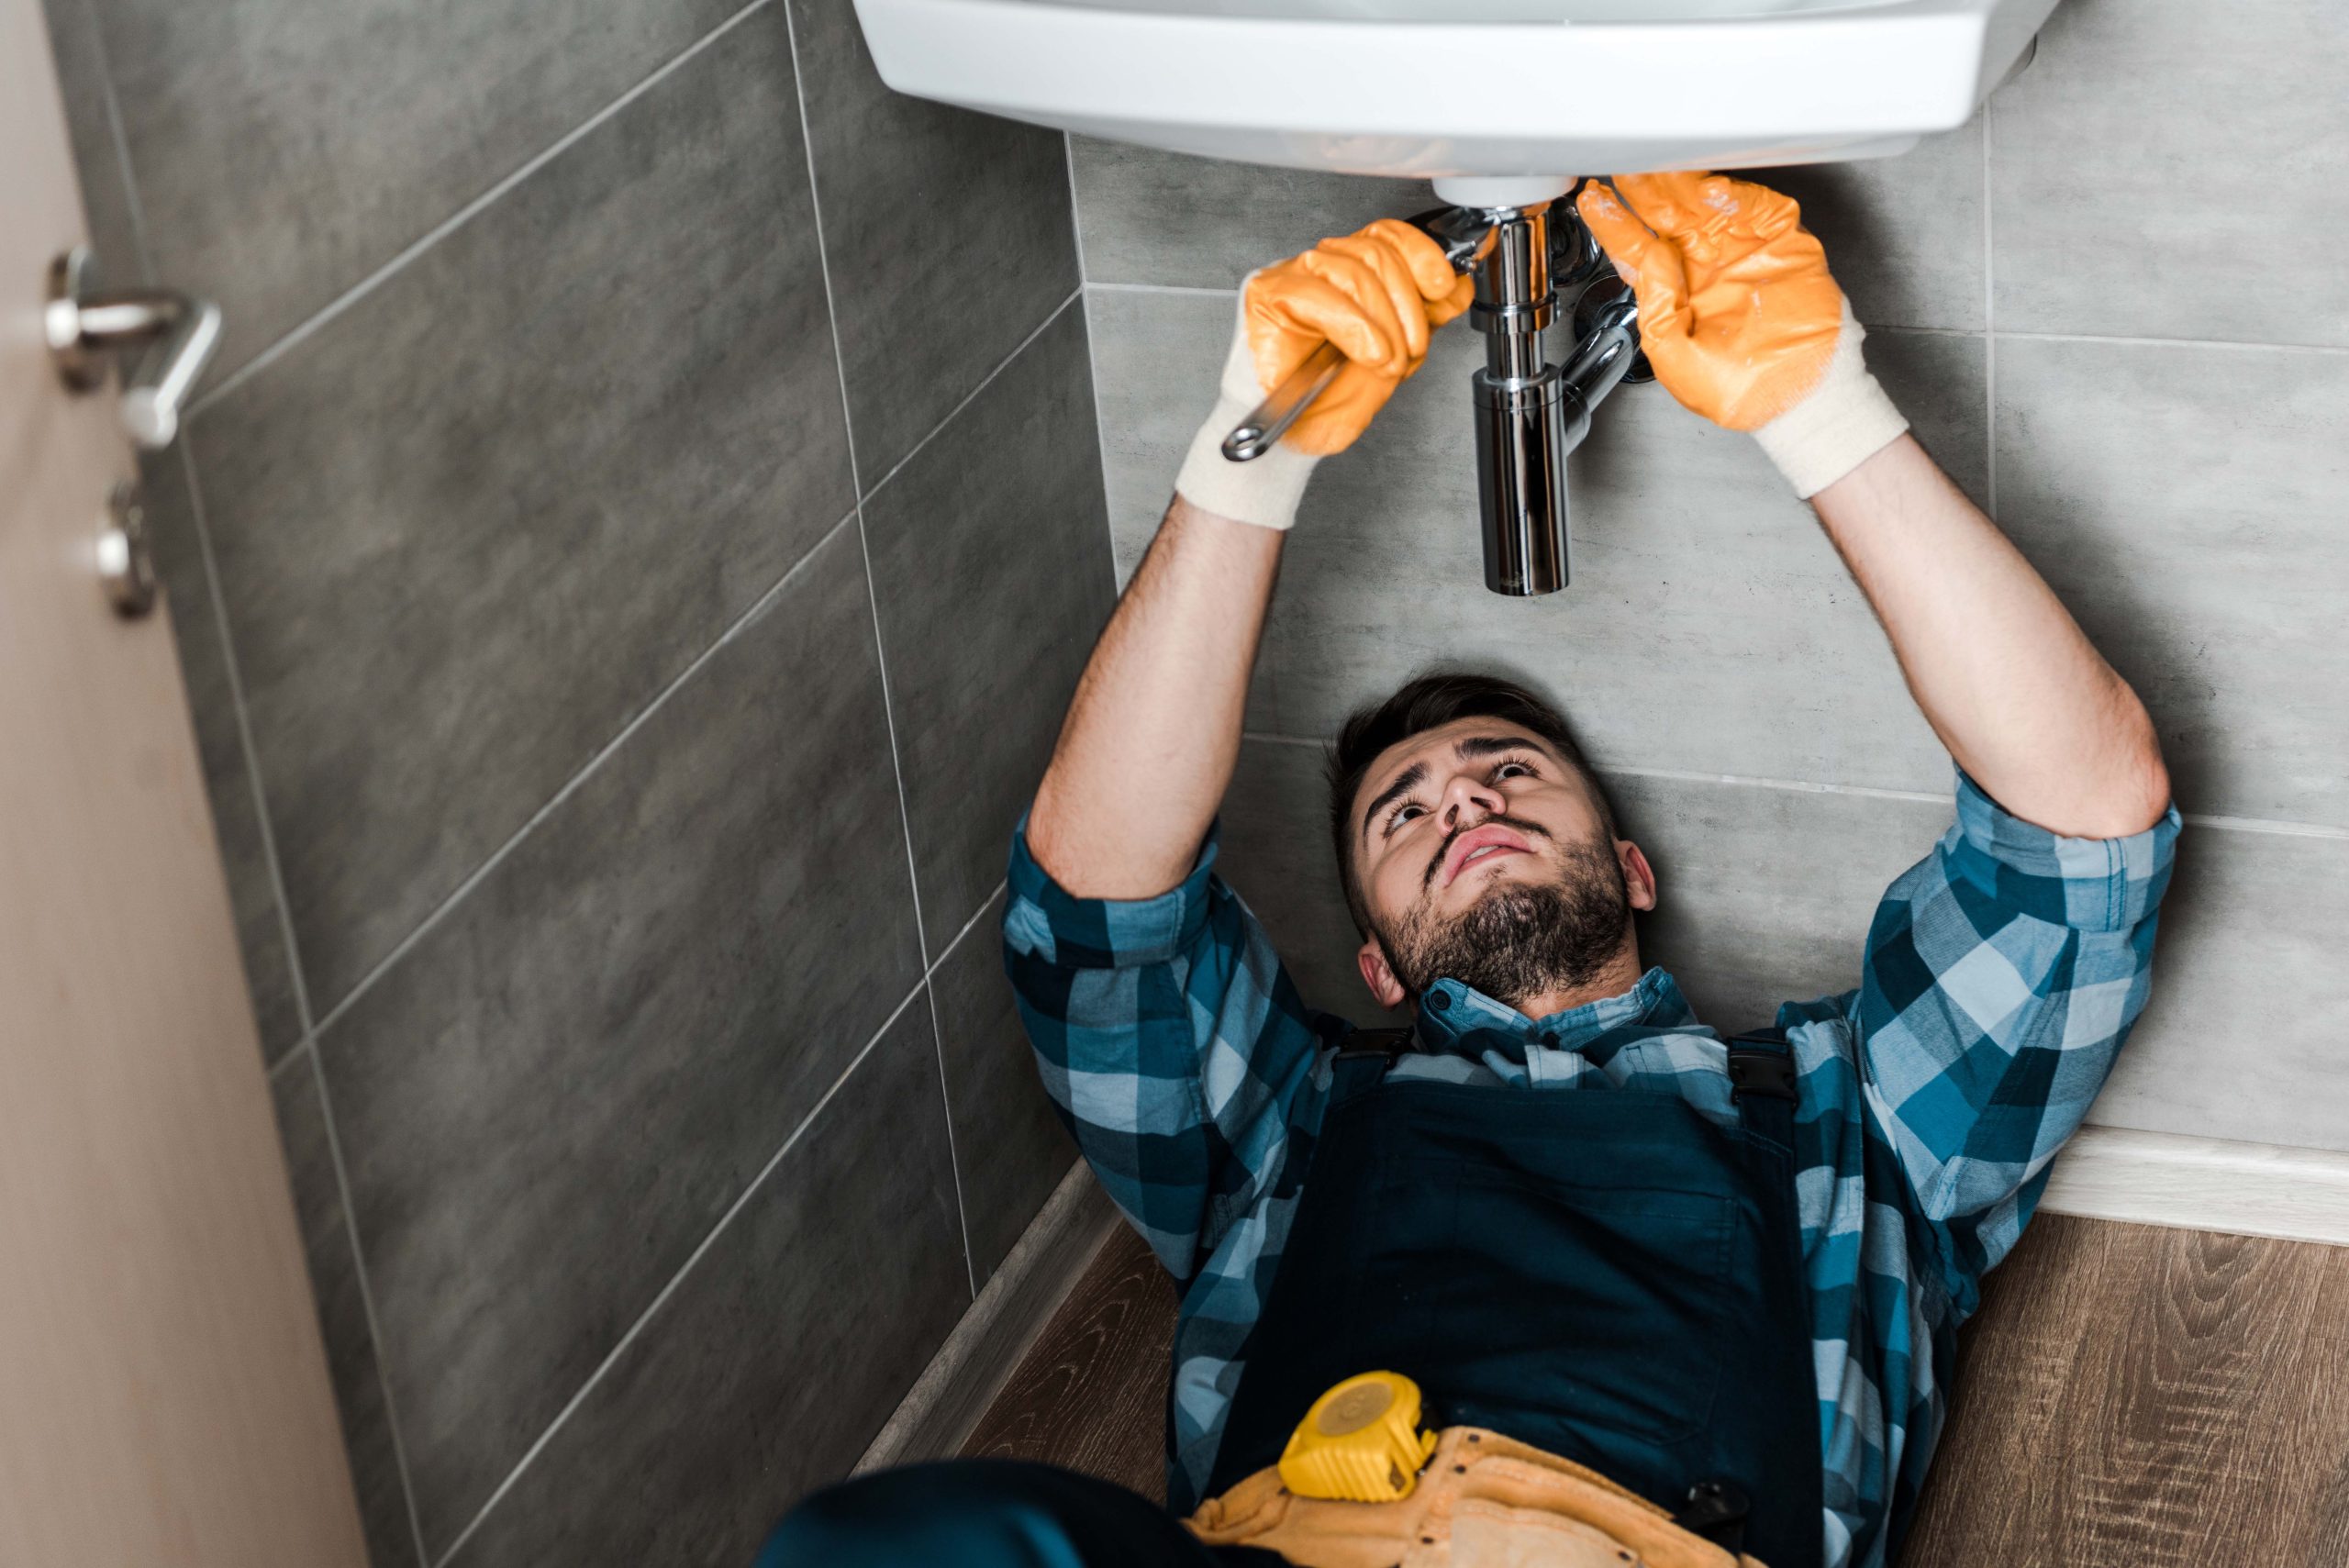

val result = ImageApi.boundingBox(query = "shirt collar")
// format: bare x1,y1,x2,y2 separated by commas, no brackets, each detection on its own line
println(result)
1412,966,1693,1056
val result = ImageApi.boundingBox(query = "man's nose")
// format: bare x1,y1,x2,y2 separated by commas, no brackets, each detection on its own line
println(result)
1439,771,1505,832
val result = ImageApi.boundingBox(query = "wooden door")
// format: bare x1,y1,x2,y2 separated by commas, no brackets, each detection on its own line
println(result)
0,0,373,1562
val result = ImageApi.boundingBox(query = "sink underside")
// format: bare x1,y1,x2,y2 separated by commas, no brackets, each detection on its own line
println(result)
853,0,2056,194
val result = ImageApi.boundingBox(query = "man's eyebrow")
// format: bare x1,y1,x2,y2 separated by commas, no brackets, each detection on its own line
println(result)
1359,761,1428,842
1453,734,1543,762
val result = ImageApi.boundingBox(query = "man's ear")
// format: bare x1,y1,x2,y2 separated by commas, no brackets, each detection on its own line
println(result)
1357,938,1409,1011
1619,840,1658,913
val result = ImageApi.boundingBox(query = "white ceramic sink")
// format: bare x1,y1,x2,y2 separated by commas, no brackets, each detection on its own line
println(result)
852,0,2056,206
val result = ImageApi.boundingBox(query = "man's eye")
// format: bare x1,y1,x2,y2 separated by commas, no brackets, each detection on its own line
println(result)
1385,803,1425,833
1495,761,1536,780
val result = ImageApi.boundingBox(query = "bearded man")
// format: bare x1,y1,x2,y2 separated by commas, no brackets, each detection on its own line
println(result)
762,172,2176,1568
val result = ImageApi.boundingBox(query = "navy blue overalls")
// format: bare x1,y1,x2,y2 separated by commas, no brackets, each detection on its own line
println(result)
762,1028,1824,1568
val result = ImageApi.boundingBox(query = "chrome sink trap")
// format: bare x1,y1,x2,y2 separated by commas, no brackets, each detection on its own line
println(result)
1222,191,1645,596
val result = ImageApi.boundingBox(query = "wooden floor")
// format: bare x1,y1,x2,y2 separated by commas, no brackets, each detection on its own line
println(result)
963,1215,2349,1563
962,1221,1176,1501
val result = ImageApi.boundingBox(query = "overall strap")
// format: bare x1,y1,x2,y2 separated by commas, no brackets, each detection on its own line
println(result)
1330,1026,1415,1102
1724,1025,1798,1146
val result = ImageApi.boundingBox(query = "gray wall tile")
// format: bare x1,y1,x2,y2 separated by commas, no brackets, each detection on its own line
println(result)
1995,337,2349,828
195,6,854,1010
1757,116,1985,333
1071,139,1431,290
146,445,305,1059
2096,822,2349,1154
864,306,1116,952
1988,0,2349,345
1088,285,1986,790
1604,771,1940,1033
88,0,746,378
1085,287,1226,585
273,1056,421,1568
790,0,1080,481
1615,777,2349,1157
318,526,922,1555
443,1000,968,1567
1219,740,1397,1027
930,889,1077,1284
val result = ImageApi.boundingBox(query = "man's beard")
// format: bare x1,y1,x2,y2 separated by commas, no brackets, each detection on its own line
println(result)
1374,831,1632,1009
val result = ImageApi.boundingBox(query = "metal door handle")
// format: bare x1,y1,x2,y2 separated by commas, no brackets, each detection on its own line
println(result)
45,248,222,450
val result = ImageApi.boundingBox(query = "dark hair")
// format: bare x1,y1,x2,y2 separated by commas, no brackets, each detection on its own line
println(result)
1325,672,1615,937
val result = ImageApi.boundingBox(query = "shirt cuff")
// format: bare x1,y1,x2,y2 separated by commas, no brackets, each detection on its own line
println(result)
1946,767,2181,934
1003,816,1222,969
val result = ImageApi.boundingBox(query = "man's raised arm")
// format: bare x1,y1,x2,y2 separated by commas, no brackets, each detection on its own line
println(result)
1809,436,2168,838
1027,221,1475,895
1026,499,1284,896
1578,172,2168,836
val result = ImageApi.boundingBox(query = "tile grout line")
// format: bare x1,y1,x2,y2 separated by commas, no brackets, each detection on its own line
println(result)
2179,813,2349,844
930,879,1011,973
1982,89,1998,518
1084,280,1237,299
185,0,781,420
428,976,934,1568
266,1034,314,1082
432,884,1006,1565
1063,134,1124,599
1243,731,2349,840
306,509,859,1043
1240,729,1325,752
1991,328,2349,357
173,435,317,1038
776,0,974,1302
173,420,422,1568
856,288,1084,509
300,1040,434,1568
1601,763,1951,805
74,0,157,283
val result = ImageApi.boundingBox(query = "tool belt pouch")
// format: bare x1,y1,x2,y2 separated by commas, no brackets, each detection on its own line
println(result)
1185,1428,1769,1568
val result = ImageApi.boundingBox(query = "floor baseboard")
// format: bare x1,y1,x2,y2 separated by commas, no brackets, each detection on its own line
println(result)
858,1162,1122,1473
2040,1124,2349,1247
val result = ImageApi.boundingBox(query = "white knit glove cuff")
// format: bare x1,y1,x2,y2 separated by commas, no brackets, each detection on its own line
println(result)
1751,301,1910,500
1172,288,1323,531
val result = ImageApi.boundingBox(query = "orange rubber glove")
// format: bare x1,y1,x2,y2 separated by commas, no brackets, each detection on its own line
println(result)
1175,219,1475,531
1575,172,1909,498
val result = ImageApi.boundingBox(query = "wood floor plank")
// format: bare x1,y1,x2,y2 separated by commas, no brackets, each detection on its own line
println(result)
1899,1214,2349,1567
960,1224,1174,1502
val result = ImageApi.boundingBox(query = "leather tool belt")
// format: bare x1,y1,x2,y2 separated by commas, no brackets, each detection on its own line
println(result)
1185,1425,1771,1568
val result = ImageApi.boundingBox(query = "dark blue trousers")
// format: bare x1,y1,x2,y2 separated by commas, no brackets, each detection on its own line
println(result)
756,1460,1277,1568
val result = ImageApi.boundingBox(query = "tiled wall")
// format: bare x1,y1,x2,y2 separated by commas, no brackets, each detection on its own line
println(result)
41,0,1105,1561
1076,0,2349,1147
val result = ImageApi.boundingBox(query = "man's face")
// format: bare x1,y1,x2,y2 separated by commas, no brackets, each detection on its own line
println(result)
1346,717,1655,1012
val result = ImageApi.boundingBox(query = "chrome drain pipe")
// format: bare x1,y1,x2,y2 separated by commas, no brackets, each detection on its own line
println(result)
1223,190,1642,596
1466,199,1641,596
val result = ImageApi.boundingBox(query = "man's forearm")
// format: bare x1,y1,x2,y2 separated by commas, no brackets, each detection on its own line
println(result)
1026,497,1285,897
1812,435,2171,838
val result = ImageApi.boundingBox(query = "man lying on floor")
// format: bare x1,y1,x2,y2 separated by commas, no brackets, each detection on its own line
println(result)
761,172,2179,1568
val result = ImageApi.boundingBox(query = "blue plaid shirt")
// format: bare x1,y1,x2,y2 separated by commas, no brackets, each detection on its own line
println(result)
1003,769,2177,1568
